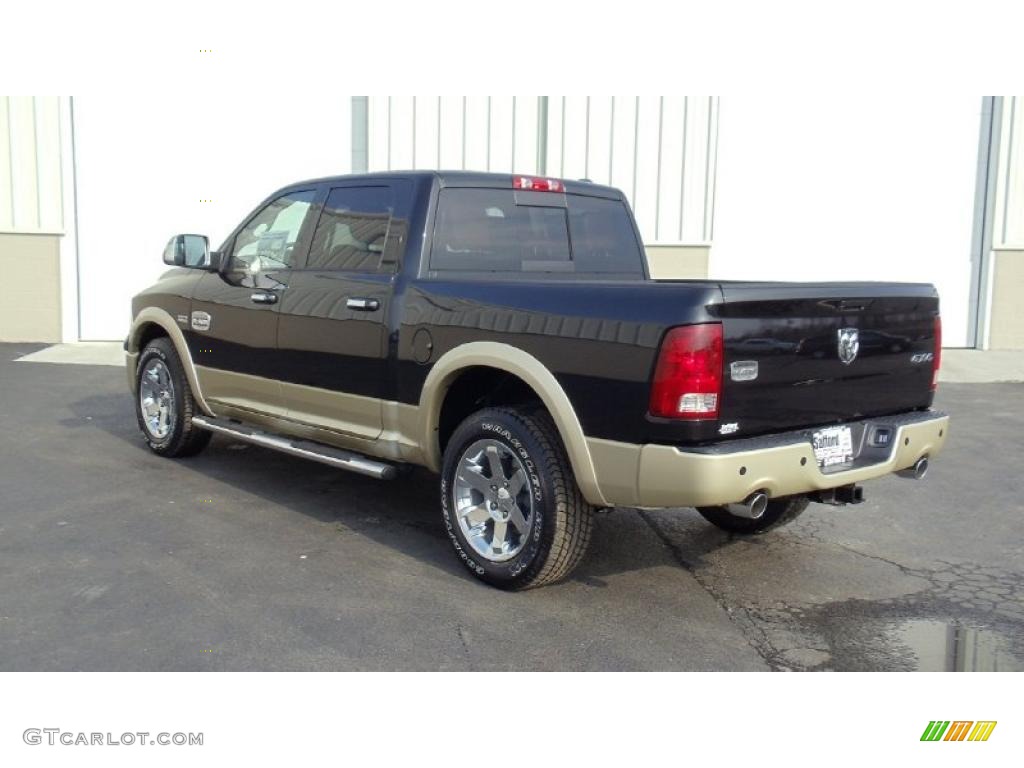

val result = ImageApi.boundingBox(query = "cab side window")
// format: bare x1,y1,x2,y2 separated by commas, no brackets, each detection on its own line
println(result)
306,186,393,272
227,190,316,274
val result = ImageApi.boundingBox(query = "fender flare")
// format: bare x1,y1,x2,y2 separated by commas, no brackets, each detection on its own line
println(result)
127,307,213,415
417,342,608,507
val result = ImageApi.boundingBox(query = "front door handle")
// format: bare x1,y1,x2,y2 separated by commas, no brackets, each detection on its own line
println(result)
347,297,380,311
250,292,278,305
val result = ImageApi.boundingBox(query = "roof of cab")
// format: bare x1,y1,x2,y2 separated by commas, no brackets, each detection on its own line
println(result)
281,170,624,200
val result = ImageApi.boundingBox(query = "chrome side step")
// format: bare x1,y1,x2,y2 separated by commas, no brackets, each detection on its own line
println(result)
191,415,398,480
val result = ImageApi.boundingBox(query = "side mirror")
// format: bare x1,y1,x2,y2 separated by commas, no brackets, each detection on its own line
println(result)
162,234,219,270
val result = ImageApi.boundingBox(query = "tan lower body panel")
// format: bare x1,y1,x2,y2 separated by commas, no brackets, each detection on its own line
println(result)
197,366,383,441
207,402,390,459
127,312,424,465
193,365,422,464
280,380,382,442
196,365,285,416
588,414,950,509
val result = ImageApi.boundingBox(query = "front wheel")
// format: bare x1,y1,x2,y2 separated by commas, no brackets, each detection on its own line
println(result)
696,495,810,534
440,407,593,590
135,337,211,458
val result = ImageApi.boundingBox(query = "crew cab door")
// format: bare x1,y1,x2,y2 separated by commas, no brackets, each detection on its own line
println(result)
275,181,411,446
188,188,318,417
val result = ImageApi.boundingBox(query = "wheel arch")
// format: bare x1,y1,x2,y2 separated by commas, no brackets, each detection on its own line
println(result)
127,307,212,415
418,342,608,507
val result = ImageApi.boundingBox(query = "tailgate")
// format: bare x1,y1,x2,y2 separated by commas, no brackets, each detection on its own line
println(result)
715,282,939,437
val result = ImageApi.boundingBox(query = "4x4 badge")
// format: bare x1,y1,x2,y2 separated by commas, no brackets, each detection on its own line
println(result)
838,328,859,365
191,311,212,332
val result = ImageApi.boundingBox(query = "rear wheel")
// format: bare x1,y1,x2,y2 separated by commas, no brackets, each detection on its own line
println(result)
135,337,211,458
440,407,593,590
696,495,810,535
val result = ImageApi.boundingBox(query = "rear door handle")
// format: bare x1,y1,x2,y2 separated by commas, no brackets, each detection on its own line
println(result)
347,297,380,311
250,292,278,305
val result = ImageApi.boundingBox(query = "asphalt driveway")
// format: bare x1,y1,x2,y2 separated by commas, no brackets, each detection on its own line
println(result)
1,343,1021,670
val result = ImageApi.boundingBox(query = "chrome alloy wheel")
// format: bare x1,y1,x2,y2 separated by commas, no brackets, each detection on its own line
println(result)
139,359,175,440
453,438,534,562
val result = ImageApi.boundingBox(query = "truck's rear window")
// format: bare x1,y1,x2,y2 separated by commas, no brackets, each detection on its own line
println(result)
430,188,645,276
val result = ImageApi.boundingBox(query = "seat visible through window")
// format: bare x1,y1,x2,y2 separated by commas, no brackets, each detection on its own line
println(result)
307,186,393,272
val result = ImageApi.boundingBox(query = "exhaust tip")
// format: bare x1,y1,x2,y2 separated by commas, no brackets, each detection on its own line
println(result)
748,492,768,519
727,491,768,519
914,457,929,480
898,456,929,480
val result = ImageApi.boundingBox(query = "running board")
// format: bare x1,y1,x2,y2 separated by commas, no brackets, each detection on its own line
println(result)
191,415,398,480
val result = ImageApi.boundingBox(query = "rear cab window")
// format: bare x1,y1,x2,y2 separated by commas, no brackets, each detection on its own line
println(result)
429,187,645,278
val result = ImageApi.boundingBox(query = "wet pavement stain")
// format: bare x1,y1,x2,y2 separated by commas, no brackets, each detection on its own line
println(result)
639,507,1024,671
740,588,1024,671
892,620,1023,671
745,567,1024,671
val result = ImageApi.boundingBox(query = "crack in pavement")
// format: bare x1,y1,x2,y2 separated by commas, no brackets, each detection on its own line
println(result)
637,509,1024,670
793,528,1024,620
454,624,474,671
636,510,786,671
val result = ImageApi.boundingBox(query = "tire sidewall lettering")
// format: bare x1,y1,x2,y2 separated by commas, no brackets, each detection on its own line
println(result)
444,415,550,584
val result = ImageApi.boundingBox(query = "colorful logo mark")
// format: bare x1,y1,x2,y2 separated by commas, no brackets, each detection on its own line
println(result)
921,721,997,742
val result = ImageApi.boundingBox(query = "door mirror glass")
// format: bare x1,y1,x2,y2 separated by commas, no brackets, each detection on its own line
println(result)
163,234,217,269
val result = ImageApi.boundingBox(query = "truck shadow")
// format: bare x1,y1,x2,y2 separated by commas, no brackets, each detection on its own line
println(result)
70,391,738,589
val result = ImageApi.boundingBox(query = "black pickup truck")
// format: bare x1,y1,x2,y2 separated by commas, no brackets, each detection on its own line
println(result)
126,171,948,590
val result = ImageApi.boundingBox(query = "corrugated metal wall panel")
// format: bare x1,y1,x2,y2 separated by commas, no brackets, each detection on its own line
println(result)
608,97,637,204
631,97,662,242
994,95,1023,247
487,96,515,172
0,96,65,233
367,96,544,177
438,97,463,169
0,98,13,228
546,96,717,244
35,97,64,233
363,96,717,245
462,97,490,171
512,96,538,176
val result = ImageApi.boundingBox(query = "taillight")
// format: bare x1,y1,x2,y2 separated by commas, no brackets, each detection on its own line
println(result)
512,175,564,192
931,315,941,391
649,324,724,419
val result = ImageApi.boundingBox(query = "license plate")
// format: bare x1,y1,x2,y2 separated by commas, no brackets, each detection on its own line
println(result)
811,425,854,468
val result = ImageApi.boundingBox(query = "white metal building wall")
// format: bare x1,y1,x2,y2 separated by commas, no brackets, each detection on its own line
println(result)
362,96,719,247
4,94,1020,345
71,95,353,340
0,96,79,343
993,96,1024,249
0,96,66,234
986,96,1024,348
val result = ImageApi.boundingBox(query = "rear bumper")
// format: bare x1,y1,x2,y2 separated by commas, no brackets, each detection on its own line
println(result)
585,410,949,508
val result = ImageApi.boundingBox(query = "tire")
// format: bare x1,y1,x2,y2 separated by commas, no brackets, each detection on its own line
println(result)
134,337,211,458
440,407,593,590
696,495,810,535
